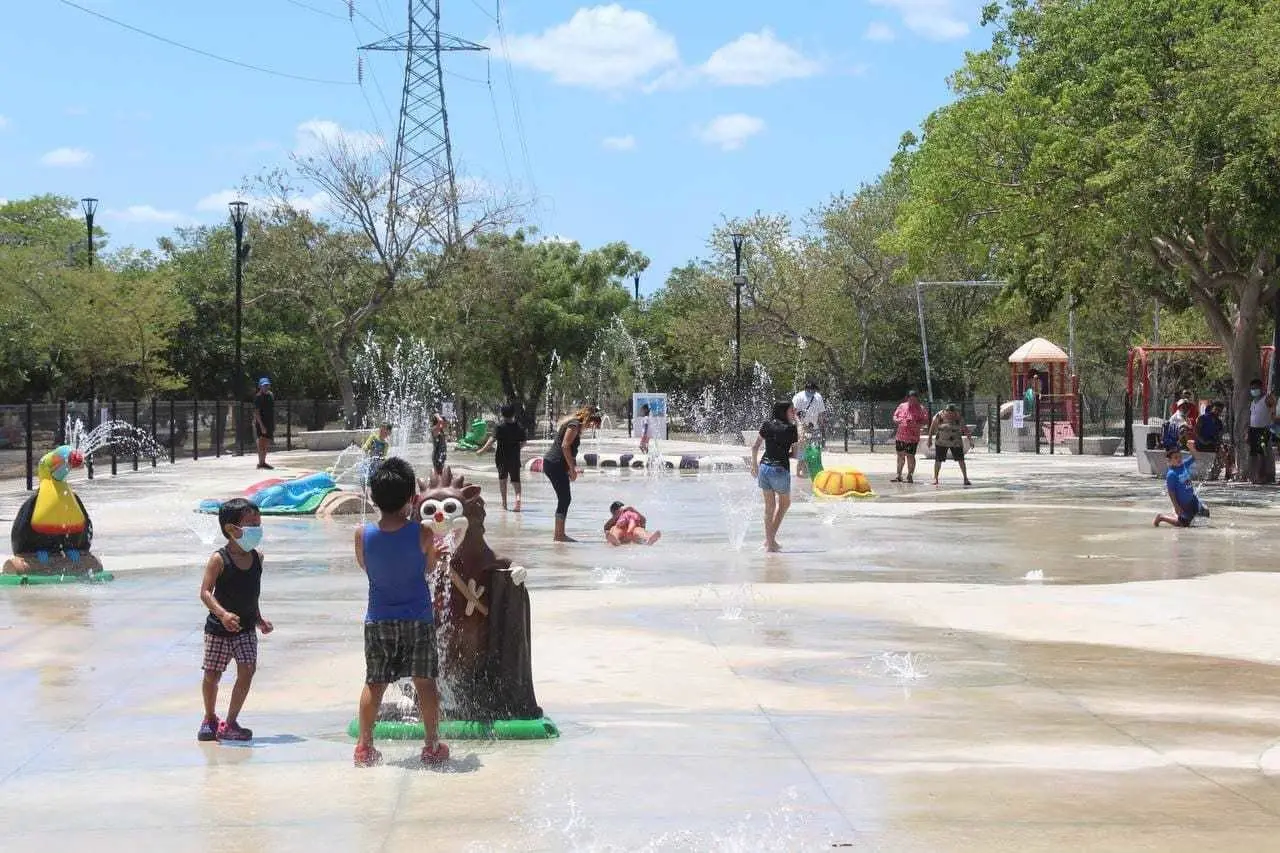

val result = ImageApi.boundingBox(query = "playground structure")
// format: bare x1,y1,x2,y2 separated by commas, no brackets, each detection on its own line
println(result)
998,338,1084,453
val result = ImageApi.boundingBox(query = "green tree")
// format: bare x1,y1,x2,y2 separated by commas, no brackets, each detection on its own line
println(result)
897,0,1280,460
429,231,647,430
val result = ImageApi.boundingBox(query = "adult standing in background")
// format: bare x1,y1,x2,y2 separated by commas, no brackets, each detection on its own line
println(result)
891,389,930,483
791,379,826,477
928,403,973,487
252,378,275,471
751,401,800,553
542,406,603,543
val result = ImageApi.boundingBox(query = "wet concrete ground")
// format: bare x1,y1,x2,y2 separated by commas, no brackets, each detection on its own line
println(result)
2,442,1280,851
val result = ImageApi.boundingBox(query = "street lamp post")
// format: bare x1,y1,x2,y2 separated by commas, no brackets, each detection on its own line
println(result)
80,198,98,267
634,273,640,304
81,198,99,452
228,201,250,456
731,233,747,386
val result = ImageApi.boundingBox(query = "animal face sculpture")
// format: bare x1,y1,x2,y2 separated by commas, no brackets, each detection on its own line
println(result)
419,494,469,544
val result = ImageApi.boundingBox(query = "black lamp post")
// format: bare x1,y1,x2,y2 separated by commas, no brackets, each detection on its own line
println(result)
731,232,747,386
634,273,640,304
81,198,99,441
80,198,98,267
228,200,250,455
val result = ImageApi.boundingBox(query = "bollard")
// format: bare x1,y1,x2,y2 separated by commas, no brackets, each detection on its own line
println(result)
169,399,177,464
110,400,118,475
132,400,139,470
193,400,200,461
24,400,33,492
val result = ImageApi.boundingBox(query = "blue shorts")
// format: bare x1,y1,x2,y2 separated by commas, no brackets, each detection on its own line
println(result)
757,463,791,494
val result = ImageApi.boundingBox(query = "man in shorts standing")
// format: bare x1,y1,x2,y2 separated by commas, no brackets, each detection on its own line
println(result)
352,457,449,768
928,403,973,487
252,377,275,471
891,389,929,483
478,404,527,512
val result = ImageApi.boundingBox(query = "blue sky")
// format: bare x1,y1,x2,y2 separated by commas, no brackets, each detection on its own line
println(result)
0,0,988,291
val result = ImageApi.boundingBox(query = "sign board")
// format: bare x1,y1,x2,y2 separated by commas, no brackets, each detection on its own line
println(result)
1012,400,1025,429
632,393,668,442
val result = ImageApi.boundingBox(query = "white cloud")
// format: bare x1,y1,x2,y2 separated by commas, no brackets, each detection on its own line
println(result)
870,0,970,41
865,22,897,42
700,29,821,86
493,4,679,91
696,114,765,152
40,147,93,167
105,205,192,225
293,119,383,156
195,189,246,213
602,135,637,151
196,189,329,216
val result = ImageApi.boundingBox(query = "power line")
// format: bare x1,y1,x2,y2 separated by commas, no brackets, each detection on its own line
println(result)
467,0,498,23
494,1,537,196
280,0,347,21
486,56,515,187
54,0,356,86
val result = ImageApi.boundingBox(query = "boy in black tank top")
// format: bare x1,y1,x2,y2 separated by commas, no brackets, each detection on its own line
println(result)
198,498,273,742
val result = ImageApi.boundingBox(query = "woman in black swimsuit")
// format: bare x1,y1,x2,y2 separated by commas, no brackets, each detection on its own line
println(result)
430,414,448,475
542,406,602,542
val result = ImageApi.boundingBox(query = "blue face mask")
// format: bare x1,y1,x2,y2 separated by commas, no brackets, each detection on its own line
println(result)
234,525,263,552
1252,389,1262,399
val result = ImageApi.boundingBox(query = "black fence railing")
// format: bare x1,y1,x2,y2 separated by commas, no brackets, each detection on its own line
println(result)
1,399,348,490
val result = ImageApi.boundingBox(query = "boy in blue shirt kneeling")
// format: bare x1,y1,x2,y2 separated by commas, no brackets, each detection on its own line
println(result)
353,457,449,767
1155,448,1209,528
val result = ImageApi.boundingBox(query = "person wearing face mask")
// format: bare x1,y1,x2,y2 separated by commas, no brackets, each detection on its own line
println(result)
1247,378,1277,484
198,498,273,743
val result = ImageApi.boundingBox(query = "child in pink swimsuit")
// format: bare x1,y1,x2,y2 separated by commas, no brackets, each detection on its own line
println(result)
604,501,661,546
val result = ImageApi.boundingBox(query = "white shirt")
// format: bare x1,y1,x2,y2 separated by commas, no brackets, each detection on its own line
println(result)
792,390,826,427
1250,396,1272,428
1168,411,1187,432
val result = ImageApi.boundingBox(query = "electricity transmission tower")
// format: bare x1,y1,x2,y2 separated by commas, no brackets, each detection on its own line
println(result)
360,0,486,241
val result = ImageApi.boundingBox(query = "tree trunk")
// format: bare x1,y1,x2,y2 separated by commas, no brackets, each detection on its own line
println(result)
1221,289,1263,480
858,307,871,373
323,342,358,429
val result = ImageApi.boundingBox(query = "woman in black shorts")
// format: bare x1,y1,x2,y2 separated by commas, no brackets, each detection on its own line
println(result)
542,406,602,542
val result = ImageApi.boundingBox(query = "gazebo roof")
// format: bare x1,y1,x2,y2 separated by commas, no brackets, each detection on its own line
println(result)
1008,337,1068,364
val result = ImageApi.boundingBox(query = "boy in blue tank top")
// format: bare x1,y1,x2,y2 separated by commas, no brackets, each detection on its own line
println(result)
352,457,450,768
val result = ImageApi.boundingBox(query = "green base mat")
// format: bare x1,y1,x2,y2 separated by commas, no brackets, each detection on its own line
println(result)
348,716,559,741
0,572,115,586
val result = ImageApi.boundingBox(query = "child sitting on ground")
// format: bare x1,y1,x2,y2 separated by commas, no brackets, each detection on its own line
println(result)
1154,447,1210,528
353,457,449,768
604,501,661,546
198,498,273,742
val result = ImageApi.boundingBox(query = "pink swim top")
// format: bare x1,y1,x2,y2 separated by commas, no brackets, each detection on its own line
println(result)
616,509,642,527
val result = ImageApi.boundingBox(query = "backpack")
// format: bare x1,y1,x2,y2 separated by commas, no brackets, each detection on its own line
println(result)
1161,420,1181,450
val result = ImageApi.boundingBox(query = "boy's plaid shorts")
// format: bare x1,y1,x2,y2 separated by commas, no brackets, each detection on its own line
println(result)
203,631,258,673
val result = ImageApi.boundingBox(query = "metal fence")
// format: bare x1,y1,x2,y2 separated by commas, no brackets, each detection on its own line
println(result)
819,394,1124,456
0,399,347,490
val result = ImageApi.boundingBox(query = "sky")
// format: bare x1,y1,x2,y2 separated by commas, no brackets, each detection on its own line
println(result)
0,0,990,293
